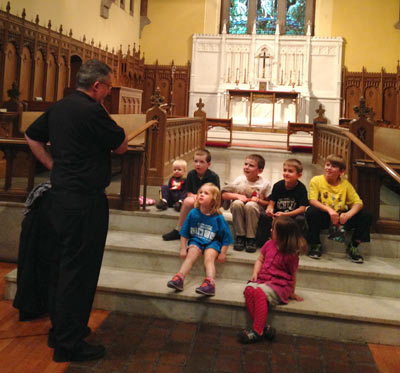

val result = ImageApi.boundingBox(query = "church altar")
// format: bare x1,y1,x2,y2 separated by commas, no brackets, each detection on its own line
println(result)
189,24,343,127
227,89,298,128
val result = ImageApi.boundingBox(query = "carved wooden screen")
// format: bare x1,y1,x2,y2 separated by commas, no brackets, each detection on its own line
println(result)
46,54,57,101
0,6,145,105
342,67,399,127
20,46,32,101
143,63,190,116
33,50,45,99
57,56,68,100
3,43,17,100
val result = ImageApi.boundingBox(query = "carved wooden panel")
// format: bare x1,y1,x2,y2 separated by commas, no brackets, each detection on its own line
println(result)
383,87,397,125
364,86,379,118
173,78,187,117
57,56,68,100
342,67,399,126
344,86,361,119
33,50,45,99
45,53,57,101
0,7,145,105
3,42,17,100
20,46,32,101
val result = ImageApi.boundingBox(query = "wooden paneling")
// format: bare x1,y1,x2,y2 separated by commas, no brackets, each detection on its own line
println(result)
33,50,45,100
342,67,399,127
57,56,67,100
0,6,145,106
3,43,17,101
19,47,32,101
143,63,190,117
45,54,56,102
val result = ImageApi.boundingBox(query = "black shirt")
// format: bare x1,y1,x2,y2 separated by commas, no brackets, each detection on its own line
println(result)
185,169,220,194
26,91,125,192
269,179,309,213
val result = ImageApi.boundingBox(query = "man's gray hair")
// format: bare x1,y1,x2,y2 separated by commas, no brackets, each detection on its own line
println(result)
76,59,112,89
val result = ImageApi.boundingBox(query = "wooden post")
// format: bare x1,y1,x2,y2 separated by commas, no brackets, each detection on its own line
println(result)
145,87,166,185
119,148,144,211
193,98,206,148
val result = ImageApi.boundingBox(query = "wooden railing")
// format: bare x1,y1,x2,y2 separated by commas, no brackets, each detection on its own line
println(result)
312,124,351,178
0,120,159,211
0,92,207,211
312,100,400,234
144,92,206,186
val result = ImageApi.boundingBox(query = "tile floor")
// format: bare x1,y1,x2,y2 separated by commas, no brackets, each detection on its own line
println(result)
67,312,379,373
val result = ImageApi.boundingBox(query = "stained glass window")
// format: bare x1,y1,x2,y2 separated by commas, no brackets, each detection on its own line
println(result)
285,0,306,35
256,0,277,34
229,0,249,34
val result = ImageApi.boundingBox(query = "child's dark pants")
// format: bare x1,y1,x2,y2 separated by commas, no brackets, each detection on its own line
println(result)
305,206,372,244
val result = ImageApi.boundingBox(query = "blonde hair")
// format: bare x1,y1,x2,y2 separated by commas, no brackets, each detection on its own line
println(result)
194,183,221,215
172,159,187,173
284,158,303,174
272,216,307,255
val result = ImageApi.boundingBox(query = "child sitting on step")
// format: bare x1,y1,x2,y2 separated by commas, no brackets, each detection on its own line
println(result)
167,183,233,296
222,154,271,253
156,159,187,212
162,149,220,241
306,154,372,263
238,216,307,344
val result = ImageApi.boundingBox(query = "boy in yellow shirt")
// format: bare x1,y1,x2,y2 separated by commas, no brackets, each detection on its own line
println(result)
306,154,372,263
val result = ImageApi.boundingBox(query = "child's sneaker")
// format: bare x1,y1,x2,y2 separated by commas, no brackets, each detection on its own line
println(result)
263,325,276,341
162,229,180,241
156,199,168,210
237,329,263,344
167,273,184,291
233,236,246,251
328,224,346,242
245,238,257,253
308,244,322,259
346,242,364,264
173,200,182,212
195,278,215,296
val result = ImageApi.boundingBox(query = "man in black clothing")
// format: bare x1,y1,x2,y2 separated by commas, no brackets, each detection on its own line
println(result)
25,59,128,362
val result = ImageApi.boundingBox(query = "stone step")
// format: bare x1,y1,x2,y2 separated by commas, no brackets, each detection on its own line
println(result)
104,230,400,298
5,267,400,345
109,207,400,259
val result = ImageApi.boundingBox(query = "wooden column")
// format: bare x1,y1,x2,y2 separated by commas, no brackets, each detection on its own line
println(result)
119,148,144,210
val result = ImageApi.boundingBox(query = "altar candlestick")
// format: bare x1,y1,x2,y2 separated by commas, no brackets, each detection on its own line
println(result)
244,68,247,83
227,68,230,83
236,68,239,82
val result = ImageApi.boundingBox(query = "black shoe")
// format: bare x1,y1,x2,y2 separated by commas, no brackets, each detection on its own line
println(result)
233,236,246,251
264,325,276,341
156,199,168,210
308,244,322,259
173,201,182,212
245,238,257,253
53,341,106,363
237,329,263,344
19,310,45,321
162,229,180,241
48,326,92,348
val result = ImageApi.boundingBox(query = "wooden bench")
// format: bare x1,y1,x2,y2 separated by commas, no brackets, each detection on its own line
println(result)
287,121,314,150
205,117,233,147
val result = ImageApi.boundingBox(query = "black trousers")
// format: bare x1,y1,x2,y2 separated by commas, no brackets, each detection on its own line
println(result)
305,205,372,245
48,189,109,351
256,212,307,248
